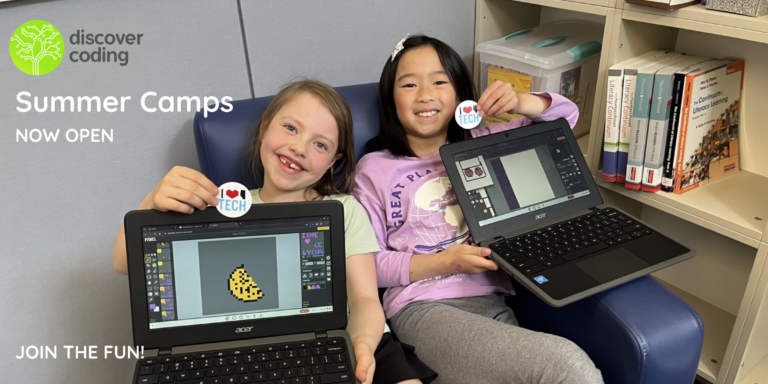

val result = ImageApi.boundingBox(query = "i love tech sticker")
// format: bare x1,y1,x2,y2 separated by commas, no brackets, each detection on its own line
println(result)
216,182,252,218
455,100,482,129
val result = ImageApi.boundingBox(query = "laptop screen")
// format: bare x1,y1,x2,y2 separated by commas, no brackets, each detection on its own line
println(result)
451,128,591,227
140,216,334,329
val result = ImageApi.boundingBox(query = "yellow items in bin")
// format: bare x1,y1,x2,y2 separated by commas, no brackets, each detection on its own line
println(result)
486,66,531,124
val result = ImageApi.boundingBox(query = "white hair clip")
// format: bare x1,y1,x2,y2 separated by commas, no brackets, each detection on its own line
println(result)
391,33,410,62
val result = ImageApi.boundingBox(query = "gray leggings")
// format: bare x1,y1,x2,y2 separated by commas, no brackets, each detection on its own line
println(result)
390,294,604,384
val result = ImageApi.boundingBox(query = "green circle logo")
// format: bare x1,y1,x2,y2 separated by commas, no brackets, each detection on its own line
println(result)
9,20,65,76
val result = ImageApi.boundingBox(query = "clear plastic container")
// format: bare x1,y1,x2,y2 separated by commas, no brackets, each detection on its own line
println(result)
476,21,603,134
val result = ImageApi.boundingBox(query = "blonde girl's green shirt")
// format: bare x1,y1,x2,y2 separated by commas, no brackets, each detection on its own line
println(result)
250,189,380,258
251,189,388,333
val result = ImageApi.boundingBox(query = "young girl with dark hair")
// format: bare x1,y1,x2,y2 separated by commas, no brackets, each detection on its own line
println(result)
354,35,603,383
111,80,436,384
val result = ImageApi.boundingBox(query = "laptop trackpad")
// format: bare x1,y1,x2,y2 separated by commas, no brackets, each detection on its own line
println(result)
576,248,650,284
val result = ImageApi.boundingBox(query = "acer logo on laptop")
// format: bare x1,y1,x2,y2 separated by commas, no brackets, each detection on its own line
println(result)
235,327,254,333
535,213,546,220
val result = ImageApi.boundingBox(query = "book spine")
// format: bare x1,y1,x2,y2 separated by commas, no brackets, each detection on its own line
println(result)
617,70,638,183
642,73,673,192
673,75,695,194
602,69,622,182
661,73,686,192
625,73,654,190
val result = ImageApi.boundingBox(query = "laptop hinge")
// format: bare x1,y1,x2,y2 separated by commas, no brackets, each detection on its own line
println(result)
158,347,172,356
315,332,327,339
493,236,504,241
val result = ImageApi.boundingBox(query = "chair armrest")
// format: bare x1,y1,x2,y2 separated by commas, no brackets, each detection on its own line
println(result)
513,276,704,384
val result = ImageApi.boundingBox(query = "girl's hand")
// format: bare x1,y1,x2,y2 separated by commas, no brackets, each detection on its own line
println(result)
442,244,498,274
353,342,375,384
146,166,219,214
476,80,520,118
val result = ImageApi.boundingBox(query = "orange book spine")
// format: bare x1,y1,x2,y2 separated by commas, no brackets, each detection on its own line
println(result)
673,75,695,194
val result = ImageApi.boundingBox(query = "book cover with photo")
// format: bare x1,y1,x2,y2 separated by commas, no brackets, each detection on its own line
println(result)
673,59,744,194
660,58,728,192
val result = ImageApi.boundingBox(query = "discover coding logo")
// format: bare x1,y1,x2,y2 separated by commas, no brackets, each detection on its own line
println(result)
9,20,64,76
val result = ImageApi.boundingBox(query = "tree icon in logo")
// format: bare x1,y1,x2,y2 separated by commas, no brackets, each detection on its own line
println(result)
9,20,65,75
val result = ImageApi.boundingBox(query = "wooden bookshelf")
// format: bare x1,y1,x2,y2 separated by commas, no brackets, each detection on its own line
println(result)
737,353,768,384
596,172,768,248
622,4,768,44
513,0,614,14
726,243,768,384
659,280,736,382
475,1,768,383
577,133,590,158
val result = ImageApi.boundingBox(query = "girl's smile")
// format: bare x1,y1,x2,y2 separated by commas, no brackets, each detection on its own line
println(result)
414,108,441,123
277,154,305,172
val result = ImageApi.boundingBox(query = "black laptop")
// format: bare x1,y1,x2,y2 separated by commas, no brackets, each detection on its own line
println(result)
124,201,358,384
440,118,695,307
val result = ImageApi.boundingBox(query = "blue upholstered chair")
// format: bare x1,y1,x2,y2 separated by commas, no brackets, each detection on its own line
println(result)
193,83,705,384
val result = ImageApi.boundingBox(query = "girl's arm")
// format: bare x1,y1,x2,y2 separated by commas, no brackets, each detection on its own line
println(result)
112,191,155,274
356,193,454,283
353,170,446,286
473,91,580,138
408,245,497,281
336,196,385,383
112,166,219,275
345,253,384,384
354,172,496,285
516,92,553,117
352,191,418,287
112,228,129,274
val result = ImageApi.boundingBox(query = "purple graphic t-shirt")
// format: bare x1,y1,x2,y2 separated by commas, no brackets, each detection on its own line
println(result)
353,93,579,318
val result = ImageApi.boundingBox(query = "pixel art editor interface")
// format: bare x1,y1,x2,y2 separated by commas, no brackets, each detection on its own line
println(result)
141,216,334,329
453,129,591,226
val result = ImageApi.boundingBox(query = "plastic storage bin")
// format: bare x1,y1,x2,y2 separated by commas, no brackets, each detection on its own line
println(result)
476,21,602,135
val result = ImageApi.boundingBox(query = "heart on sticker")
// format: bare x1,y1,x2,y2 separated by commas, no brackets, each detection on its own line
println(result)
463,106,473,114
226,190,239,199
305,239,311,244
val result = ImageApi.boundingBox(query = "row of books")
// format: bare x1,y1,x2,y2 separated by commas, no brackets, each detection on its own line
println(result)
601,50,744,194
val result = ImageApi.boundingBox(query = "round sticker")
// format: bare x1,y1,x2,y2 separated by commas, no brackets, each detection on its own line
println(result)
455,100,482,129
216,181,252,218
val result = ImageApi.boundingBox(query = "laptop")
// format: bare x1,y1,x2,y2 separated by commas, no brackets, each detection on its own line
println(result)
124,200,359,384
440,118,695,307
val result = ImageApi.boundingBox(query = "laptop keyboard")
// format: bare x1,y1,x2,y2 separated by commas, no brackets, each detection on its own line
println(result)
136,338,352,384
490,208,652,276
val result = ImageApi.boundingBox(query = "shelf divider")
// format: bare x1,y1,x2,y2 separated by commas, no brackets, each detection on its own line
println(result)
512,0,612,15
621,4,768,44
596,171,768,248
655,279,736,382
737,353,768,384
